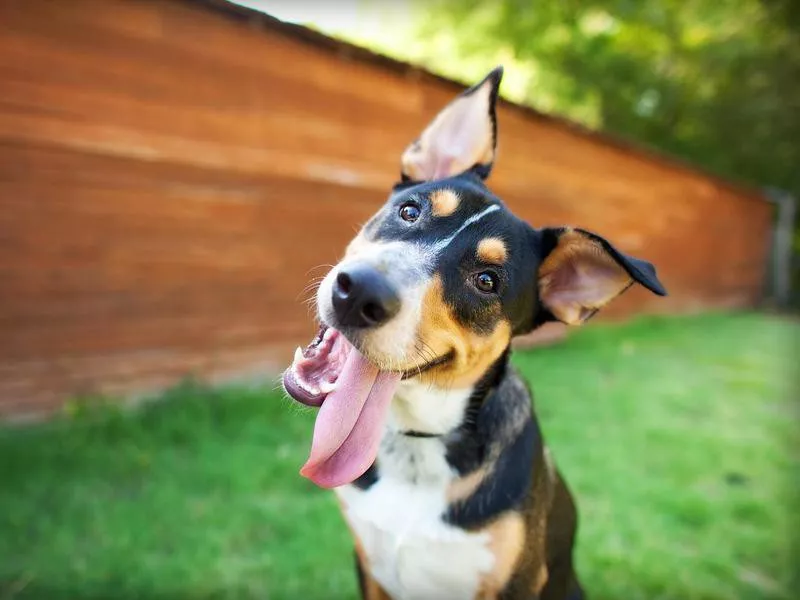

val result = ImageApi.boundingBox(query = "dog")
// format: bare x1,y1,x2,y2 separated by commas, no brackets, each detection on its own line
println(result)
283,66,666,600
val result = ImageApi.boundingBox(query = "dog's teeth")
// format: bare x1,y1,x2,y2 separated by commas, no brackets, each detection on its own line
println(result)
319,381,336,394
323,328,334,342
294,347,304,362
296,378,322,397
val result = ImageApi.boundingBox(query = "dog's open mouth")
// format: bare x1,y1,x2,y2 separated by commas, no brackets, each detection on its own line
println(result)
283,324,401,489
282,325,345,407
283,324,451,489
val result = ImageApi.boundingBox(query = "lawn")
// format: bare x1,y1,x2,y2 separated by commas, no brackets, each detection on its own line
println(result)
1,313,797,600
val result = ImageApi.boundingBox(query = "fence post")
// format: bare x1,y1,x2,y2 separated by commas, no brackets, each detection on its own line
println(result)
764,188,797,308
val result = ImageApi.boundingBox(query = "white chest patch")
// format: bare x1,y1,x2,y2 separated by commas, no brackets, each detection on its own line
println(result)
336,384,495,600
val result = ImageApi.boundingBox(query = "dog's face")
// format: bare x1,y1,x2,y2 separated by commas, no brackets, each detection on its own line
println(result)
285,67,665,487
316,176,535,388
315,67,666,389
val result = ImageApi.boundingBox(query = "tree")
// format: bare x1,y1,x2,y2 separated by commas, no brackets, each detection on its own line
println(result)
348,0,800,303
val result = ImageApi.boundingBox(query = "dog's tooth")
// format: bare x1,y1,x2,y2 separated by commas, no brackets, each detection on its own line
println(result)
323,328,334,342
294,347,304,362
296,378,322,397
319,381,336,394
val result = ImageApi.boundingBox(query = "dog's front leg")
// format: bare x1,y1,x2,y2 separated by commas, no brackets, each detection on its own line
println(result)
354,549,392,600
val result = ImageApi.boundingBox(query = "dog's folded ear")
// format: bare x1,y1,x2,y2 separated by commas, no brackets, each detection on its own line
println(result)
536,227,667,325
401,66,503,183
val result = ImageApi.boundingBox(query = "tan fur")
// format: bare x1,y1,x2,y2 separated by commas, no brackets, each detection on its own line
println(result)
416,276,511,388
538,229,632,325
447,466,490,504
477,512,527,598
534,564,549,594
477,237,508,265
430,188,460,217
494,452,555,598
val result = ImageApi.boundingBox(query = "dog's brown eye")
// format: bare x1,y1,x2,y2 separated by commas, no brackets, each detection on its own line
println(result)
474,272,497,293
399,203,421,223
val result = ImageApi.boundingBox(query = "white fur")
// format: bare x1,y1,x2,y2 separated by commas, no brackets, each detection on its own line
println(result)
366,281,426,367
428,203,500,254
390,380,473,435
317,241,428,366
336,385,494,600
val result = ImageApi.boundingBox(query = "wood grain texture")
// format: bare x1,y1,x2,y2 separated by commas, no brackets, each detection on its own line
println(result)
0,0,772,418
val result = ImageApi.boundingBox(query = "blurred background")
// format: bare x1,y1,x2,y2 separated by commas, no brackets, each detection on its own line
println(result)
0,0,797,598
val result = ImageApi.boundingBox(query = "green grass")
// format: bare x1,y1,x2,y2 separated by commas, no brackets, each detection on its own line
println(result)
1,313,797,600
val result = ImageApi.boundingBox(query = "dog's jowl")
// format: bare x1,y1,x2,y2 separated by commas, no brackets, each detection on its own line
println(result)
283,66,666,600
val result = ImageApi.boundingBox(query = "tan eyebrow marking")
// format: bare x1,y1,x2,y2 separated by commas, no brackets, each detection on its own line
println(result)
477,237,508,264
430,189,460,217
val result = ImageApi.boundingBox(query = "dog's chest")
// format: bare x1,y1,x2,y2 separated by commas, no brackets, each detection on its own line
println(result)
337,427,493,600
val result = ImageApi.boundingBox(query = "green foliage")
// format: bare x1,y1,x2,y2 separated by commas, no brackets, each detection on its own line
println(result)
364,0,800,196
1,313,797,599
351,0,800,300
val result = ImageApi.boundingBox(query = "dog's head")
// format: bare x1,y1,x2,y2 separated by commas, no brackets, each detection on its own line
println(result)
285,67,666,488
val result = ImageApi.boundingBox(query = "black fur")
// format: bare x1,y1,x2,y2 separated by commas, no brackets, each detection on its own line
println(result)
443,351,508,475
352,462,379,491
445,417,537,529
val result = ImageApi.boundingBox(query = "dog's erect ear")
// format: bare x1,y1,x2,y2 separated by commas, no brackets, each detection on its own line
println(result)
537,227,667,325
401,66,503,182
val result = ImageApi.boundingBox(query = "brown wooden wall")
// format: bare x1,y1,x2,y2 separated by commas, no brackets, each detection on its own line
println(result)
0,0,773,419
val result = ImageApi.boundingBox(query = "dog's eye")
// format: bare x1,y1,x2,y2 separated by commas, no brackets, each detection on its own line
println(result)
473,271,497,294
399,202,421,223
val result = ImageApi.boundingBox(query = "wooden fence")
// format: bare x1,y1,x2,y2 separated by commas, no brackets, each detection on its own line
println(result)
0,0,773,418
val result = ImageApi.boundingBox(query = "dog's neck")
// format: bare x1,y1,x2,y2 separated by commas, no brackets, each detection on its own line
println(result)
389,382,473,435
367,349,531,489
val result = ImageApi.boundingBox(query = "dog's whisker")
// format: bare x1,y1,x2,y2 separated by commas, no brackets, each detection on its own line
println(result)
304,264,335,276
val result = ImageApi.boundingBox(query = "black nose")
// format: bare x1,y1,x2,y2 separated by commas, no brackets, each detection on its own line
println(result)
332,264,401,328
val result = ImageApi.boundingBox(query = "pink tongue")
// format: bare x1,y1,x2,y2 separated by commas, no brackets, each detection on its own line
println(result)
300,345,401,488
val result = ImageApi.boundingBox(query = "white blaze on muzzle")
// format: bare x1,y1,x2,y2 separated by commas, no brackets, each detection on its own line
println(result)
317,241,429,365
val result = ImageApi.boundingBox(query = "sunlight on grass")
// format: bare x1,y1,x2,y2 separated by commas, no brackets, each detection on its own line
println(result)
1,313,797,599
